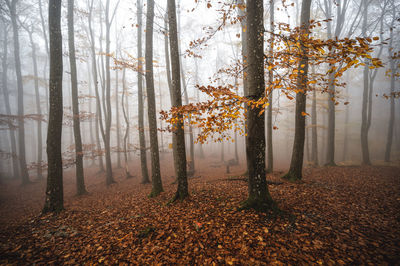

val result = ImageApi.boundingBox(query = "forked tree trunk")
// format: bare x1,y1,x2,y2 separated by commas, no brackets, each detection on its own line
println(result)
68,0,87,195
146,0,163,197
283,0,312,181
137,0,150,184
43,0,63,213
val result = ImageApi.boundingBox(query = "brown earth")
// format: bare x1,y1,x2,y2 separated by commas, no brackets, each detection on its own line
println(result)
0,154,399,265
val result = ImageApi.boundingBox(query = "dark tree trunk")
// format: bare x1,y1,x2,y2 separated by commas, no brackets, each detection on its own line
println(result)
266,0,274,173
241,0,274,211
385,11,396,162
146,0,163,197
8,0,30,184
283,0,312,181
360,0,371,165
43,0,63,213
68,0,87,195
1,26,19,179
137,0,150,184
168,0,188,201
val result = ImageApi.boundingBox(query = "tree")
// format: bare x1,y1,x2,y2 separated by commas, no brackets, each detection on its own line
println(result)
240,0,275,211
43,0,63,213
137,0,150,184
121,68,132,178
266,0,275,173
6,0,30,184
169,0,188,201
384,1,397,162
68,0,87,195
282,0,312,181
1,22,19,179
146,0,163,197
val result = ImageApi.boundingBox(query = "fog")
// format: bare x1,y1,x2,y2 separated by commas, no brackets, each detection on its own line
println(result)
0,0,399,180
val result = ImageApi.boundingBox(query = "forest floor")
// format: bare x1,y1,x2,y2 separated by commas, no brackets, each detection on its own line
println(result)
0,154,399,265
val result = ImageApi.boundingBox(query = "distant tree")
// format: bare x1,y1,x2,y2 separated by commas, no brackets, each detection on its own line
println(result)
137,0,150,184
266,0,275,173
1,23,19,179
168,0,188,201
68,0,87,195
5,0,30,184
146,0,163,197
43,0,63,213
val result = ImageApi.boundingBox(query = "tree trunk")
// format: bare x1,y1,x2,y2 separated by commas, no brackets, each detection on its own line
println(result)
385,12,396,162
360,0,371,165
311,80,318,166
241,0,275,211
121,68,132,178
115,68,121,168
9,0,30,184
168,0,188,201
104,0,115,185
137,0,150,184
146,0,163,197
266,0,274,173
1,26,19,179
194,58,205,158
87,61,96,166
68,0,87,195
43,0,63,213
283,0,311,181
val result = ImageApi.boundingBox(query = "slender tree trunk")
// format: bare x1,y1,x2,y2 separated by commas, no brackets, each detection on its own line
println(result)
266,0,274,173
360,0,371,165
241,0,275,211
68,0,87,195
26,30,43,180
311,81,318,166
146,0,163,196
194,58,205,158
283,0,312,181
115,68,121,168
137,0,150,184
38,0,49,114
121,68,132,178
8,0,30,184
43,0,63,213
103,0,115,185
87,61,96,166
1,27,19,179
169,0,188,201
385,15,396,162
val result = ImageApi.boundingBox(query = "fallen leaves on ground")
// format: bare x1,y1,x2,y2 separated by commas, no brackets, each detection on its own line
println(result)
0,158,399,265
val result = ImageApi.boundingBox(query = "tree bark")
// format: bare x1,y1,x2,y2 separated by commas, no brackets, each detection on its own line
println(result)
43,0,63,213
385,9,396,162
121,68,132,178
311,76,318,166
68,0,87,195
241,0,275,211
137,0,150,184
146,0,163,197
360,0,371,165
283,0,312,181
168,0,188,201
8,0,30,184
